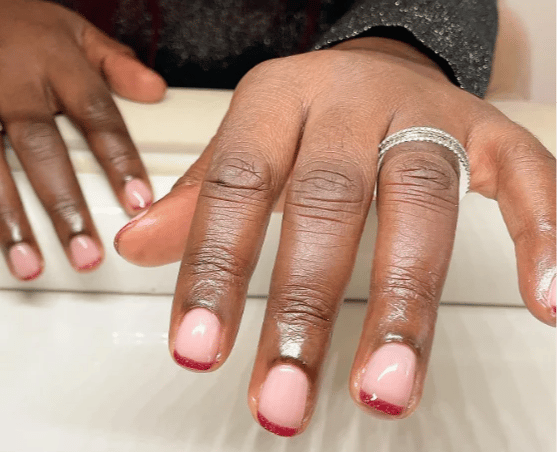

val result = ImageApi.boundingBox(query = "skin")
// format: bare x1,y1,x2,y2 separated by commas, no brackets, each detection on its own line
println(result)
0,0,166,277
115,36,556,434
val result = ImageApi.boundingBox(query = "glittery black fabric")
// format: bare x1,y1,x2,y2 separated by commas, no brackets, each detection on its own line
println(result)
54,0,497,97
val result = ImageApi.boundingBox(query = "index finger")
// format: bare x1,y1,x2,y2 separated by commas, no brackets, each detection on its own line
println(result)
168,67,304,370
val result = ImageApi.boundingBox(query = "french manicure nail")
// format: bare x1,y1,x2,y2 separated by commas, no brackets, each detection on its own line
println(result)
69,235,102,271
547,277,556,315
359,342,416,416
173,308,221,371
257,364,308,437
9,243,42,281
124,179,153,211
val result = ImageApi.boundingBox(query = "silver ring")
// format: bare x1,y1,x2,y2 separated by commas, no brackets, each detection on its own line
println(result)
377,127,470,200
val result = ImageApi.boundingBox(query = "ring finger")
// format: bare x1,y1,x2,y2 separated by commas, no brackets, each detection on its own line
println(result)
350,126,461,418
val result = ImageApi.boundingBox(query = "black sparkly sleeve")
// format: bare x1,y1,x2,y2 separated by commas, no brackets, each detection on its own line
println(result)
313,0,498,98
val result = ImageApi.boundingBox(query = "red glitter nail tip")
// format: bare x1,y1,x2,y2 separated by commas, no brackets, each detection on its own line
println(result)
21,268,42,281
257,412,298,437
173,350,214,371
359,390,404,416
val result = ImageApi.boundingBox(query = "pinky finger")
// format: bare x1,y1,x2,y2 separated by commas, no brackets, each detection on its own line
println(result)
486,124,556,324
0,136,44,281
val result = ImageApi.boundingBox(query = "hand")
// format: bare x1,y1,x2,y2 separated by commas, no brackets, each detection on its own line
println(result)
0,0,166,279
114,37,556,435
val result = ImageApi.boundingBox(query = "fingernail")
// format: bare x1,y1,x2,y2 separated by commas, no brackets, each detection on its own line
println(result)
114,209,150,252
359,343,416,416
257,364,308,437
9,243,42,281
124,179,153,212
69,235,102,271
547,277,556,315
173,308,221,371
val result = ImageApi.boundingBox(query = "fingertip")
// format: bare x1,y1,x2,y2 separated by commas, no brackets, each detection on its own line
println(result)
114,200,191,266
105,54,167,103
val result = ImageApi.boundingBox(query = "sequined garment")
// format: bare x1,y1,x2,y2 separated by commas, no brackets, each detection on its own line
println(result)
55,0,497,97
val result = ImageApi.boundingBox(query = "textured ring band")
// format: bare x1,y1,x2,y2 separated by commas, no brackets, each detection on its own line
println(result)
377,127,470,200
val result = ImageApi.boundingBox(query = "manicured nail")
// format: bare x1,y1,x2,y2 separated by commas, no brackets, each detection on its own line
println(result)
69,235,102,271
9,243,42,281
547,277,556,315
257,364,308,437
124,179,153,211
173,308,221,371
359,342,416,416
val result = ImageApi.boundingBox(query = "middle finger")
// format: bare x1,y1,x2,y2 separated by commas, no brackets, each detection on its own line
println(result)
247,105,381,436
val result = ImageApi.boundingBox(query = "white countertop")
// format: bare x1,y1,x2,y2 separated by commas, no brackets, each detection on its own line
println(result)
1,292,554,452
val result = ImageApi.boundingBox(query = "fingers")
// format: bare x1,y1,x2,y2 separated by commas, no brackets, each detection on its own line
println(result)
2,104,104,272
350,138,460,419
81,25,167,103
114,138,216,266
0,136,44,280
168,76,305,372
247,108,378,436
48,55,154,216
477,121,556,324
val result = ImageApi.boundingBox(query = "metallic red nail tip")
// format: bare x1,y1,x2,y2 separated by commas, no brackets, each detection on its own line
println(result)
76,256,102,271
21,268,42,281
359,390,404,416
173,350,214,371
257,412,298,437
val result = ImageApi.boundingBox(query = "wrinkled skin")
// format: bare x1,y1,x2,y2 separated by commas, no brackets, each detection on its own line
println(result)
0,0,166,277
114,36,556,435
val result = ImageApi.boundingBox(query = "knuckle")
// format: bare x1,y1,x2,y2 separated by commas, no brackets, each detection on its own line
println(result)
289,160,367,216
78,93,120,129
48,195,85,223
186,241,249,283
99,149,140,173
15,121,60,163
376,263,441,316
387,152,457,191
204,152,274,204
381,152,459,210
271,283,336,332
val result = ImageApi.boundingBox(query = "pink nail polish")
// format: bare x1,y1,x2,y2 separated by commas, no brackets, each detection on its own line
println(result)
359,343,416,416
173,308,221,371
124,179,153,211
8,243,42,281
257,364,308,437
69,235,102,271
548,278,556,315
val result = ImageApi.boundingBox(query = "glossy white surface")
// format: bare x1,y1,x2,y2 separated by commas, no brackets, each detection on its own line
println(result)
0,291,554,452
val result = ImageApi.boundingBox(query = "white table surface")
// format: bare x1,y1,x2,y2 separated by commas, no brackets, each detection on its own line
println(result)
0,291,554,452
